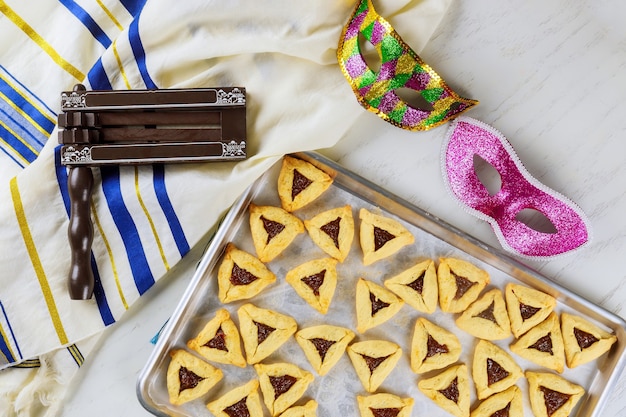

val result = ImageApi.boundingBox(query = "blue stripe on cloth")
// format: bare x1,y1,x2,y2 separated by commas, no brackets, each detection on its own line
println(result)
119,0,146,18
152,164,190,257
0,142,26,168
91,253,115,325
0,340,13,364
11,359,41,369
0,107,46,149
58,0,112,48
0,121,38,164
87,58,113,90
0,88,55,141
54,147,71,216
0,65,56,135
0,301,21,362
128,11,157,89
54,147,115,325
66,343,84,367
100,166,155,295
0,66,55,164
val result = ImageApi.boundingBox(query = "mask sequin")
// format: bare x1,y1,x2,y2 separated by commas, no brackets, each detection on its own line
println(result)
337,0,478,131
442,117,591,259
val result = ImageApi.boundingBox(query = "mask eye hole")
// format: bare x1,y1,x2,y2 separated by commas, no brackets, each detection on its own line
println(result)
515,208,558,234
395,88,434,112
473,154,502,196
358,33,382,73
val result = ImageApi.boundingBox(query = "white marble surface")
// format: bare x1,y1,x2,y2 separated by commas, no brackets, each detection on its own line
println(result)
62,0,626,415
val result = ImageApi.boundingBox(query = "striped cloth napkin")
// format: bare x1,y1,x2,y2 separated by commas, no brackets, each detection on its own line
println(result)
0,0,450,415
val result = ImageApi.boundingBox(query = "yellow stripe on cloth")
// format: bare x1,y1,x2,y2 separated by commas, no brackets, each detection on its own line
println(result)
0,1,85,81
10,177,69,345
96,0,124,31
0,72,57,127
112,39,132,89
11,358,41,368
135,167,170,270
67,343,84,366
91,201,128,310
0,116,39,158
0,324,16,362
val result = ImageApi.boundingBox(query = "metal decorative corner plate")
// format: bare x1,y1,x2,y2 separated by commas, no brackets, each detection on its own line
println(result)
61,145,92,164
61,91,87,109
222,141,246,157
216,88,246,105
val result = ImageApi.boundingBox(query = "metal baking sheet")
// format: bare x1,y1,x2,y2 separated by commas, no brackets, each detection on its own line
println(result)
137,151,626,417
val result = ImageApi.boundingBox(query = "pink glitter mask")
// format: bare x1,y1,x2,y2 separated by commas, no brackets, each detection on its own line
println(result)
442,117,591,259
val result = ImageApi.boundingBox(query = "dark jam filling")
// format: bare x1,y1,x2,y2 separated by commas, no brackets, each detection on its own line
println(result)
320,217,341,248
425,334,449,359
269,375,298,399
301,270,326,297
254,321,275,345
260,215,285,244
291,169,313,200
309,338,335,361
574,327,599,349
453,273,476,300
438,377,459,403
474,301,497,323
539,386,571,417
491,403,511,417
519,302,541,321
407,271,426,294
369,407,401,417
178,366,204,393
360,353,391,373
205,326,228,351
223,397,250,417
370,292,390,316
373,226,395,251
486,358,510,386
230,263,258,286
529,333,554,355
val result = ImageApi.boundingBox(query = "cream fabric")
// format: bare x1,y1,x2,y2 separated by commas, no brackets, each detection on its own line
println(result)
0,0,450,414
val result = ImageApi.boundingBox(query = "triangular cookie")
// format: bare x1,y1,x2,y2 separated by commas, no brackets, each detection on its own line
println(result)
384,259,438,314
347,339,402,393
472,340,523,400
206,379,264,417
237,303,298,365
249,204,305,262
355,278,404,333
254,362,315,417
166,349,223,405
510,312,565,373
217,243,276,303
285,257,338,314
187,308,246,368
526,371,585,417
561,312,617,368
359,208,414,266
418,364,471,417
278,155,334,212
295,324,355,376
304,205,354,262
356,393,414,417
438,258,490,313
505,283,556,338
410,317,462,374
455,289,511,340
469,385,523,417
278,400,318,417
